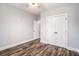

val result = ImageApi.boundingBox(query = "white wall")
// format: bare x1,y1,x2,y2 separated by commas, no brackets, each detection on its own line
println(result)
0,4,36,50
40,4,79,50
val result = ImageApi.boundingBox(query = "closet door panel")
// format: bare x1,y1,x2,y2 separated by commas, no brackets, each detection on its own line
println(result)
46,16,56,44
54,15,67,47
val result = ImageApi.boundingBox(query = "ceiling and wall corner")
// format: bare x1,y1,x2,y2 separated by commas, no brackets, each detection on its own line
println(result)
8,3,74,16
7,3,79,16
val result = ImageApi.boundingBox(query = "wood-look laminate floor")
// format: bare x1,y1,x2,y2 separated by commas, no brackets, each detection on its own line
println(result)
0,39,79,56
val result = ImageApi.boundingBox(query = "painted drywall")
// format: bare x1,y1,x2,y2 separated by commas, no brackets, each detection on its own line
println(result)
40,4,79,50
0,4,36,50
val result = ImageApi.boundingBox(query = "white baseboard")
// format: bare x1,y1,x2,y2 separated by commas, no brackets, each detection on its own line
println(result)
0,38,34,51
40,40,79,53
66,46,79,53
78,50,79,53
0,39,79,53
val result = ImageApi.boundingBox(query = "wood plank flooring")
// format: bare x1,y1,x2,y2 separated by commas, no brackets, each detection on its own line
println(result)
0,39,79,56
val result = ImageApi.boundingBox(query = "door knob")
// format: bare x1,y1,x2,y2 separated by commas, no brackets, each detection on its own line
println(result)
54,32,58,34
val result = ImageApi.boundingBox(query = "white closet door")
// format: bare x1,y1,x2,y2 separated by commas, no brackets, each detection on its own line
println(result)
46,14,68,47
54,14,68,47
46,16,56,44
